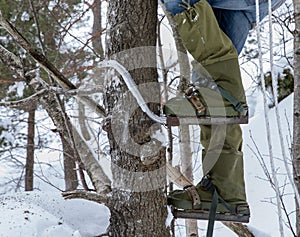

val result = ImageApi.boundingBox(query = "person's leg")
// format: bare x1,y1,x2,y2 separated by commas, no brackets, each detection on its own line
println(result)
212,8,252,54
201,124,247,204
164,0,248,210
173,0,237,66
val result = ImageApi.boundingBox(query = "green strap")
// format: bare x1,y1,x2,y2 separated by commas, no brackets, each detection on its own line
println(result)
200,176,236,237
207,190,218,237
217,86,245,114
200,176,218,237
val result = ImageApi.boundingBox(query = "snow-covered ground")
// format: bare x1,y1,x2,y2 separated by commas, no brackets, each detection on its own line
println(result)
0,191,109,237
0,93,296,237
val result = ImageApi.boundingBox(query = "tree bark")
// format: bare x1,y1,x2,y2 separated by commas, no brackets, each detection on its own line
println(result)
25,107,36,191
293,0,300,234
179,125,199,237
222,223,255,237
105,0,169,236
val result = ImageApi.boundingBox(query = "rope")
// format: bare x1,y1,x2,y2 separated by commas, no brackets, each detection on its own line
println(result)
255,0,284,236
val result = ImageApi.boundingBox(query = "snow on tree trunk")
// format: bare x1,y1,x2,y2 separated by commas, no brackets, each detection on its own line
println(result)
105,0,169,236
293,0,300,234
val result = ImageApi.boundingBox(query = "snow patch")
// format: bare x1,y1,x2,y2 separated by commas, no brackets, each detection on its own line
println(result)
247,226,272,237
7,81,25,98
0,130,15,144
165,206,173,228
48,1,58,11
151,126,168,146
20,12,30,22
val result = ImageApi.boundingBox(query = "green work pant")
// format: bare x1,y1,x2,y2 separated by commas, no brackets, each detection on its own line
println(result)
174,0,247,203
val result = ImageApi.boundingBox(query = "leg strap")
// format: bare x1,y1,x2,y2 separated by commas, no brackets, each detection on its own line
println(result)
191,68,246,114
200,176,236,237
200,176,236,213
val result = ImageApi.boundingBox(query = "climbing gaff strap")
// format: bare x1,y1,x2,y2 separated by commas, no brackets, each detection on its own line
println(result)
184,185,201,208
191,67,245,114
200,176,236,237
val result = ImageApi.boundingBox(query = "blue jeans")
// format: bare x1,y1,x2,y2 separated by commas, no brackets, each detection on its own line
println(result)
161,0,285,54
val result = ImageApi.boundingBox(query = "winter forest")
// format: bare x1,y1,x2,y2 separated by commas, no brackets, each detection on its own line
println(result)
0,0,300,236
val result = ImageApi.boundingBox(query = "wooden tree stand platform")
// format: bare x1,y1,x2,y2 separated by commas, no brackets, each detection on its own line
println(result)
172,209,250,223
166,114,248,126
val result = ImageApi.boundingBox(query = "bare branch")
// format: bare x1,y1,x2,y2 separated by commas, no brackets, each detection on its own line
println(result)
0,44,24,78
0,13,72,87
28,0,46,54
0,12,106,117
62,189,109,204
49,85,104,96
0,89,47,109
0,37,112,194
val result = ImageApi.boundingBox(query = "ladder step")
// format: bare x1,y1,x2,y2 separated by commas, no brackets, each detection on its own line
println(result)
173,209,250,223
166,115,248,126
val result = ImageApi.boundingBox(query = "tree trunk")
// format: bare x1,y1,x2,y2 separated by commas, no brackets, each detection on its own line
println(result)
179,125,199,237
25,107,36,191
105,0,169,236
164,10,199,236
293,0,300,234
61,134,78,191
52,96,79,191
38,90,111,193
91,0,104,58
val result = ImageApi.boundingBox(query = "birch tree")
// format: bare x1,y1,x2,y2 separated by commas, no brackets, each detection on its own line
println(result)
293,0,300,234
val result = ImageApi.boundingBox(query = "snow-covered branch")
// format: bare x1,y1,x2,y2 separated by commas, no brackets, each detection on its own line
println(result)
0,12,74,89
0,44,24,78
